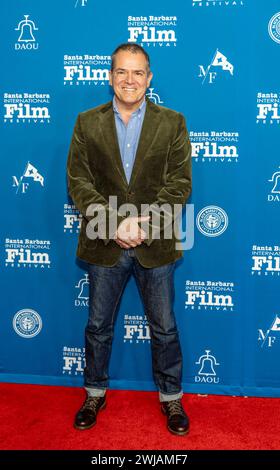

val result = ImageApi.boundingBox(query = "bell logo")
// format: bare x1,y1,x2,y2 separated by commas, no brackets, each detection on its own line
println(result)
195,350,220,384
75,274,89,307
15,15,39,51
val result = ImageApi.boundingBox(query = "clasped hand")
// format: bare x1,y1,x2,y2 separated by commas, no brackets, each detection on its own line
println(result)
114,216,150,249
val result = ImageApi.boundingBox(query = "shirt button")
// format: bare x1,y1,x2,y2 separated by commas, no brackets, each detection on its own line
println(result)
127,143,130,148
126,163,129,168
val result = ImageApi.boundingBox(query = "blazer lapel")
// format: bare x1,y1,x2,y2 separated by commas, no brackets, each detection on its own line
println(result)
99,102,128,187
128,99,161,189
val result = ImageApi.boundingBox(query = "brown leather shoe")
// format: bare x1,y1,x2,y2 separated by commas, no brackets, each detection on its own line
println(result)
161,399,190,436
74,394,106,430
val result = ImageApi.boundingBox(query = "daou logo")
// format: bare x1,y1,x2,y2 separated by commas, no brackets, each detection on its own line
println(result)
195,350,220,384
15,15,39,50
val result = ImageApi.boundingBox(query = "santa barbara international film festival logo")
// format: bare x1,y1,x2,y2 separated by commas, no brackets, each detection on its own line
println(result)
13,162,44,194
13,309,42,338
62,346,85,376
198,49,234,84
64,54,111,86
75,273,89,307
190,130,239,164
268,167,280,203
5,238,51,269
64,204,82,234
256,93,280,124
268,12,280,44
127,15,177,47
192,0,244,7
185,280,235,312
258,314,280,349
195,350,220,384
124,315,150,344
196,206,228,237
251,244,280,277
3,93,50,124
14,15,39,51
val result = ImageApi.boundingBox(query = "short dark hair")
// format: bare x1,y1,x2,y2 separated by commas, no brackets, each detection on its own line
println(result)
110,43,151,73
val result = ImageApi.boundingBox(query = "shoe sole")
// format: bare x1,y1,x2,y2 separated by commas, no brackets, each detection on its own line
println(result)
167,426,190,436
74,400,106,431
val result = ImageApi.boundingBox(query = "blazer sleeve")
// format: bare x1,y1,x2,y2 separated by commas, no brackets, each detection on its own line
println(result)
142,112,192,246
67,114,125,245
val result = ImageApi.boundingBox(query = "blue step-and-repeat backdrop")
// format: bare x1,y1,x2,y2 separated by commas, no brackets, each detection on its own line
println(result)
1,0,280,397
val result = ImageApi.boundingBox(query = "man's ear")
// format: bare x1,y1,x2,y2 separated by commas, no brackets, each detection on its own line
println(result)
147,71,153,86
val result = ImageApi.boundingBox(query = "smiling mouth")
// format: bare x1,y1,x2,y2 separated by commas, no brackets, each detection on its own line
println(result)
122,88,137,91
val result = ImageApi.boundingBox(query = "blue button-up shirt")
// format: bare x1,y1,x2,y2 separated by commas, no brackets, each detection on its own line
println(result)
113,96,146,183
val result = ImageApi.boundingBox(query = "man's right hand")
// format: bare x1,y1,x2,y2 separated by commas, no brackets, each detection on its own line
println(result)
114,215,150,248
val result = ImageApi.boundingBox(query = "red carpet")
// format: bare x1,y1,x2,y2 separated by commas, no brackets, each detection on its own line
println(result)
0,383,279,450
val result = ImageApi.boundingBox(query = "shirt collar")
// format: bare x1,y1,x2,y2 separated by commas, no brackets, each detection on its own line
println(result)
113,95,146,117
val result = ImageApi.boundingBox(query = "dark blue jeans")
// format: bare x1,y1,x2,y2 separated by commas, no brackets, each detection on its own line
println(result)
85,249,183,402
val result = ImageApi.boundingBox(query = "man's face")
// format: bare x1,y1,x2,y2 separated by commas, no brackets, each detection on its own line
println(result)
109,50,153,109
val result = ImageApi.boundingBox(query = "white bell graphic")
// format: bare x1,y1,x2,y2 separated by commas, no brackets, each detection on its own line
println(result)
268,170,280,194
16,15,38,42
196,350,219,376
198,357,216,376
76,274,89,300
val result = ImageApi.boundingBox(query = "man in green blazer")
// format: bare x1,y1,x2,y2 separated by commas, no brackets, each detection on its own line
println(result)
67,43,192,436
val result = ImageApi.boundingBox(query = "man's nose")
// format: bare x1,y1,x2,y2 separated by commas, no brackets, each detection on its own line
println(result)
125,72,134,83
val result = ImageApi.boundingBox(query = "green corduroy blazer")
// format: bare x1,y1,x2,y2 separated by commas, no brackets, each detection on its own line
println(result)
67,97,192,268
